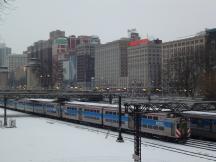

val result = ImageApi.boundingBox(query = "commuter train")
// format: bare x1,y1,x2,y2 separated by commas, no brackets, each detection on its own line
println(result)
0,98,190,142
183,111,216,141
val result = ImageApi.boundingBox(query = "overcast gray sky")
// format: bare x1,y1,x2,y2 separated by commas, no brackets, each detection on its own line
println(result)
0,0,216,53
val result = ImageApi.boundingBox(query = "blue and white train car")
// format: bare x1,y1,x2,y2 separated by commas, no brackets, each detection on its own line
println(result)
0,98,3,107
7,99,16,109
16,99,26,111
139,113,189,139
62,102,81,121
28,99,54,114
44,100,59,117
64,101,103,125
183,111,216,140
103,105,128,129
24,100,34,112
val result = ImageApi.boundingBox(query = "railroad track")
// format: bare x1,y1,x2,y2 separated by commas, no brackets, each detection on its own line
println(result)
185,139,216,152
47,119,216,162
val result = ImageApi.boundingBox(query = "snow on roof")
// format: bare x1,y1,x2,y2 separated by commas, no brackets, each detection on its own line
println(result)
27,98,56,102
67,101,118,108
183,111,216,117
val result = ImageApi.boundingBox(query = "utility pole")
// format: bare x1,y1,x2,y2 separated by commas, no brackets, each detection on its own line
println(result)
124,102,191,162
4,96,7,127
125,104,142,162
133,104,142,162
109,94,113,104
116,96,124,142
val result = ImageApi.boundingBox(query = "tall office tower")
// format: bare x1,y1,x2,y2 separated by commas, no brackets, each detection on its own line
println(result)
49,30,65,41
25,40,52,89
0,43,11,68
52,37,68,88
128,39,162,92
76,36,100,89
95,38,129,89
8,54,27,88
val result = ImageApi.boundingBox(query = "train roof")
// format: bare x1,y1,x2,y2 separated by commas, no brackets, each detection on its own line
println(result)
27,98,56,102
66,101,118,108
183,111,216,119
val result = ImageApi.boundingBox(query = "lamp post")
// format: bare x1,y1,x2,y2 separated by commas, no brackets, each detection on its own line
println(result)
40,75,43,90
46,74,50,90
116,96,124,142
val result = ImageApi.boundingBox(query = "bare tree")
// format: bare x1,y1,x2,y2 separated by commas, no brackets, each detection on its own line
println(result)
0,0,15,22
163,45,206,97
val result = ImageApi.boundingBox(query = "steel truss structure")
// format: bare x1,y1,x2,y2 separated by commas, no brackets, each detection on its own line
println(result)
124,102,191,162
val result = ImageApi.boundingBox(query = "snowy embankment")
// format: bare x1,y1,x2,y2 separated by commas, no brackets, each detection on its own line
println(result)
0,108,215,162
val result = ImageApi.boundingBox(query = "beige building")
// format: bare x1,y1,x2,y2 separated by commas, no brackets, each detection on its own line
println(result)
162,28,216,95
9,54,27,72
26,58,41,90
95,39,129,89
0,67,8,89
128,39,162,91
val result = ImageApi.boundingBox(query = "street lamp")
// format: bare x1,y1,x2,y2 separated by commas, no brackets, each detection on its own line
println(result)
40,75,43,90
46,74,50,90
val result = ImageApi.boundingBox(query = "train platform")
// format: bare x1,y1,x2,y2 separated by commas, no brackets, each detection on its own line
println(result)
0,108,215,162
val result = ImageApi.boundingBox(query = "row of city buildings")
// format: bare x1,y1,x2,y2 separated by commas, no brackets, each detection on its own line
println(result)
0,28,216,96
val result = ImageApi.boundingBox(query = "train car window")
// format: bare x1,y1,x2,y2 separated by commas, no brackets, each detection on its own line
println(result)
143,115,147,118
148,116,152,119
153,117,158,120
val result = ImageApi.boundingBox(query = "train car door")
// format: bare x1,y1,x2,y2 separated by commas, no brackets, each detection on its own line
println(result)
78,107,82,121
59,103,63,118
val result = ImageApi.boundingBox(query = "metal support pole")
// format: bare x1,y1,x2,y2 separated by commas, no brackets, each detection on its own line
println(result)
109,94,112,104
133,105,141,162
4,96,7,127
117,96,124,142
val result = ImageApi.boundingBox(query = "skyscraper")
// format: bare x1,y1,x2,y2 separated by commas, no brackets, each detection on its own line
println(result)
95,38,129,89
128,39,162,91
0,43,11,68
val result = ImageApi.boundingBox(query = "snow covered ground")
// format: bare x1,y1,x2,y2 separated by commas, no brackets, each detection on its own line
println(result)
0,108,215,162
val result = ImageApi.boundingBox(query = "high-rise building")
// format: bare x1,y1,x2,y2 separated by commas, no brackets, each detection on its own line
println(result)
9,54,27,72
52,37,68,88
8,54,27,88
25,40,52,89
49,30,65,41
128,39,162,91
95,38,129,89
162,28,216,95
63,55,77,87
0,67,9,89
0,43,11,68
76,36,100,89
68,35,77,53
0,43,11,89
